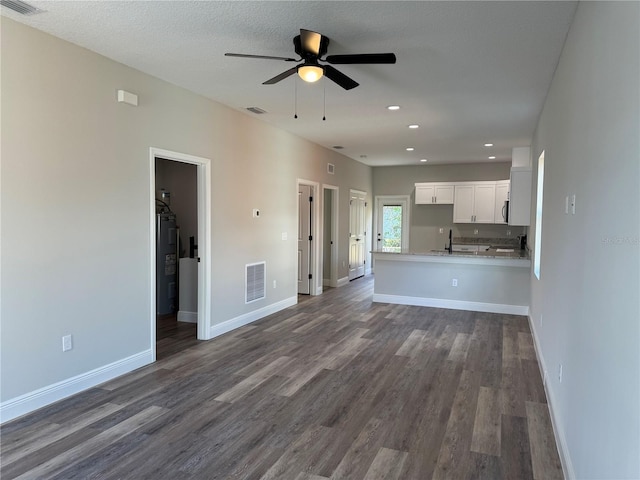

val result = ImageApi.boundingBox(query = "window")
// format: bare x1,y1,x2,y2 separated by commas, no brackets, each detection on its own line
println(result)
534,151,545,279
375,196,410,253
382,205,403,252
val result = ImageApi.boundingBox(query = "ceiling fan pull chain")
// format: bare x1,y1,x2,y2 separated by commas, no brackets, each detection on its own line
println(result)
294,78,298,119
323,82,326,121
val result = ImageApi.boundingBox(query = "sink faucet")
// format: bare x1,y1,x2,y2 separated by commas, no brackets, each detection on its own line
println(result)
446,229,453,254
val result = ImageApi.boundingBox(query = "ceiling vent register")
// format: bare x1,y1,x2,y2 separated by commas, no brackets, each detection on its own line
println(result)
0,0,43,15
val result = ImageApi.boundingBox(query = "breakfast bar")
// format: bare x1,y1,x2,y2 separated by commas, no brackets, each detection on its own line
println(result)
372,248,531,315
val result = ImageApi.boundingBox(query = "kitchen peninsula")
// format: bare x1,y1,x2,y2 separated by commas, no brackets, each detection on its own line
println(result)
372,243,530,315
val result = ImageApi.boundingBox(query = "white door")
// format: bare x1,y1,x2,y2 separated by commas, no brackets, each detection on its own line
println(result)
349,190,366,280
375,197,409,253
298,184,312,294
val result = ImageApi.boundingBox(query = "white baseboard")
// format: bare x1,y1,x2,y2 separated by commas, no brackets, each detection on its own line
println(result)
209,296,297,339
527,315,575,480
177,311,197,323
0,349,153,424
337,276,349,287
372,293,529,316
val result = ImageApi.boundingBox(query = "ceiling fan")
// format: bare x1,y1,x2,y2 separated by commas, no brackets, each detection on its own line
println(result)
225,29,396,90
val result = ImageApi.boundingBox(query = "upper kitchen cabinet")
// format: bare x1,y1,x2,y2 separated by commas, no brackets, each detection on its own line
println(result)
415,183,455,204
494,180,510,224
453,182,496,223
509,167,532,226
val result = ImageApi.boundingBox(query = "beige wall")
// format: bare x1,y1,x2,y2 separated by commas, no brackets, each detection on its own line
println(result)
372,163,521,251
528,3,639,478
0,18,372,406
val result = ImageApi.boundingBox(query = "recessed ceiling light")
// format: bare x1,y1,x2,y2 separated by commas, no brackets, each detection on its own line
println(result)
387,105,401,111
408,124,419,129
420,159,428,162
406,147,415,151
484,143,494,147
488,156,496,159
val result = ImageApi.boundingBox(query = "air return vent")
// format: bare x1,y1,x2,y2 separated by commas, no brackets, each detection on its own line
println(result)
1,0,43,15
246,262,266,303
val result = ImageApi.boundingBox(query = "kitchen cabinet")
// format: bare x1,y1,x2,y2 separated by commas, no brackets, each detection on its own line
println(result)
494,180,510,224
415,183,454,204
453,183,496,223
509,168,532,226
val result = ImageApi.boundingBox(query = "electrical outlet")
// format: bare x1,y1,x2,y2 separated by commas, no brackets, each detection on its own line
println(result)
474,229,479,235
273,280,277,289
507,230,511,236
281,232,287,241
452,279,458,287
571,195,576,215
558,364,563,383
62,335,73,352
439,227,444,234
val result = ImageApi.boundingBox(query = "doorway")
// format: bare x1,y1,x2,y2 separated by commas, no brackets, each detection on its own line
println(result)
348,189,367,281
322,185,339,288
298,184,313,295
374,195,410,253
149,148,212,362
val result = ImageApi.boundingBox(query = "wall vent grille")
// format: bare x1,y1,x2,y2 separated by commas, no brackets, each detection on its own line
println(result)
246,262,266,303
1,0,43,15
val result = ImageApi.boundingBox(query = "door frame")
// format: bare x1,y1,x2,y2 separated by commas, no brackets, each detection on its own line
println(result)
322,185,339,288
296,178,321,296
149,147,213,360
373,195,411,257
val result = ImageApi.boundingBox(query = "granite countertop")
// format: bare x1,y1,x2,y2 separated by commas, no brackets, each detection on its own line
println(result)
372,248,529,260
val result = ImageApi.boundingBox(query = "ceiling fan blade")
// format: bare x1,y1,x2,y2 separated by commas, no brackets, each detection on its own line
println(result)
263,66,299,85
324,65,359,90
300,29,322,56
325,53,397,64
225,53,297,62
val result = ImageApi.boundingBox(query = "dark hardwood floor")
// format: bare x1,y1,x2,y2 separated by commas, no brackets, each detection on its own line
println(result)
156,314,199,360
0,275,563,479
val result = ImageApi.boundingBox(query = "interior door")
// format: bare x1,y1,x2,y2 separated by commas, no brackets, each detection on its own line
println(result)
348,190,366,280
298,184,312,294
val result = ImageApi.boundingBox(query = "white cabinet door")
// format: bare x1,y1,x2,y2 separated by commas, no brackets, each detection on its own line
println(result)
494,181,510,224
453,183,496,223
415,183,454,204
474,184,496,223
415,185,435,204
434,185,454,204
453,185,475,222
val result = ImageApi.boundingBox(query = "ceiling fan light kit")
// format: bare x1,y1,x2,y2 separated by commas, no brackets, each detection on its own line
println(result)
226,29,396,90
298,65,323,83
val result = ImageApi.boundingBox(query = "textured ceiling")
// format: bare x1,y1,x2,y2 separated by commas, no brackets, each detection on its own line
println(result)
2,1,577,166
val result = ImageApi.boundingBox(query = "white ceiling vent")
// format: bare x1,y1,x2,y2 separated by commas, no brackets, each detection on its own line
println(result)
1,0,43,15
246,262,266,304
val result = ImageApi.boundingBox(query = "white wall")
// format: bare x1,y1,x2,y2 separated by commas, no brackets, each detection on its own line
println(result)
0,18,372,417
529,3,639,479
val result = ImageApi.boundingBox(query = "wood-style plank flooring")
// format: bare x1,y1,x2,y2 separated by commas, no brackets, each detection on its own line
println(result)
0,275,563,479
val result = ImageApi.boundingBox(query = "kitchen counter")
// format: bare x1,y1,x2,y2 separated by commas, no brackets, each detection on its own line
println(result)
371,248,531,315
372,248,530,267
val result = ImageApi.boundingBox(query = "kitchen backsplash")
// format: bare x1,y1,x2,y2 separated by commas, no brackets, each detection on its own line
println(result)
409,204,527,251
